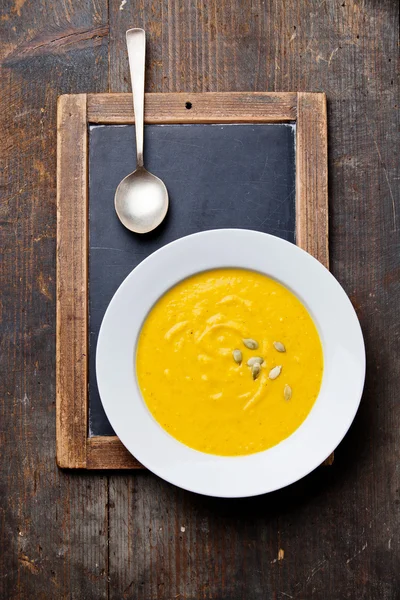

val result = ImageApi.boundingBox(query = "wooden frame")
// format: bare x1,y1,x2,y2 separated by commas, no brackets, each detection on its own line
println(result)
56,92,328,469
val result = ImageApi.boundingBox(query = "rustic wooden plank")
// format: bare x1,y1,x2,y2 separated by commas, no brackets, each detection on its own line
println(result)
296,92,329,268
87,91,297,123
107,1,400,600
86,437,142,469
0,2,110,599
56,94,88,469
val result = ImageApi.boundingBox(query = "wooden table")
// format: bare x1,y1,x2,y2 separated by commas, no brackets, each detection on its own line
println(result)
1,2,398,598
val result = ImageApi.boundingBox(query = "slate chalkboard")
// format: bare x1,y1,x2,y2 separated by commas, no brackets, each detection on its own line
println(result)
88,123,296,436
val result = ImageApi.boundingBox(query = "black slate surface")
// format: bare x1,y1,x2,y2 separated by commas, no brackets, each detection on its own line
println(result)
88,123,296,436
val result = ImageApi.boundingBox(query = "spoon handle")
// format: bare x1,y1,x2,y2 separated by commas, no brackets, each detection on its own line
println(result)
126,28,146,168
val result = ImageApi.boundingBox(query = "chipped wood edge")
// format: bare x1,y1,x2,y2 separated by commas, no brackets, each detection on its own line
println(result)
296,92,332,466
86,437,143,469
87,92,297,123
56,94,88,469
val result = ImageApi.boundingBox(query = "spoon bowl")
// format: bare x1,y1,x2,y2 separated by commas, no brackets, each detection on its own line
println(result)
115,167,168,234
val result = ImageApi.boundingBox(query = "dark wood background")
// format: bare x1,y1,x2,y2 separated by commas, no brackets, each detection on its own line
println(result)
0,1,398,598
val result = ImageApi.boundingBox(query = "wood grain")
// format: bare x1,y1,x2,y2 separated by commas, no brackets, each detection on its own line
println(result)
56,94,88,469
86,437,142,469
296,92,329,268
0,2,110,599
1,0,399,599
87,91,297,123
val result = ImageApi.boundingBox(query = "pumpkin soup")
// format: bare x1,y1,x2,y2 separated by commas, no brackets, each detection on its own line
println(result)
136,268,323,456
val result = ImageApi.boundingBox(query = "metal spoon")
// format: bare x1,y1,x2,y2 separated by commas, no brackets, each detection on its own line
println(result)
115,28,169,233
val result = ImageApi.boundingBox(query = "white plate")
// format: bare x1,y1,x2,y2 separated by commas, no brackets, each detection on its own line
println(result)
96,229,365,498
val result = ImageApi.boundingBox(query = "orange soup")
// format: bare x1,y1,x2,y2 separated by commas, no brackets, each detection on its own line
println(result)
136,269,323,456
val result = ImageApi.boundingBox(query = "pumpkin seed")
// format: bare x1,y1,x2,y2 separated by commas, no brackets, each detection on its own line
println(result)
284,384,292,401
232,349,242,365
243,338,259,350
251,363,261,380
269,365,282,380
247,356,264,367
273,341,286,353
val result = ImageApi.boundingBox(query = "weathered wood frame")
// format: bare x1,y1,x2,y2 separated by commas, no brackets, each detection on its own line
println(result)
56,92,328,470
